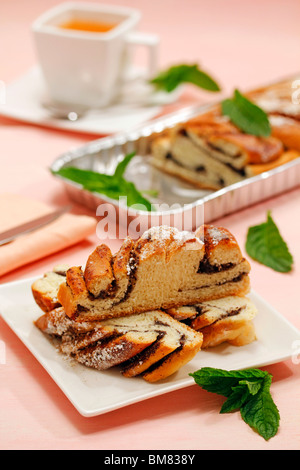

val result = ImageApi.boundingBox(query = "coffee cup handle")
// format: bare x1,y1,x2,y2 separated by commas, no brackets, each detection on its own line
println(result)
125,32,159,78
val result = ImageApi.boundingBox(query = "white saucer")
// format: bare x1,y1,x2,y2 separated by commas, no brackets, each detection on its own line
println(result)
0,66,181,135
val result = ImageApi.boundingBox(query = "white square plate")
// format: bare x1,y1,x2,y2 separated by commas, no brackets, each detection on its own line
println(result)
1,276,299,417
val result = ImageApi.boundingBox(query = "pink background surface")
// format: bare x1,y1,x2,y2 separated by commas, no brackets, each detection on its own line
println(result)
1,0,300,450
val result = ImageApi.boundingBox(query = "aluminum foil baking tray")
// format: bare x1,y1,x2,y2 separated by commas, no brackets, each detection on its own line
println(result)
51,104,300,235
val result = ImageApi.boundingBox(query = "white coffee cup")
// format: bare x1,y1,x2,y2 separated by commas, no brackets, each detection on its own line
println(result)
32,2,159,108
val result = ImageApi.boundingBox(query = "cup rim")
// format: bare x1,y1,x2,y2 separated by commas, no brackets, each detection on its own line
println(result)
32,2,141,39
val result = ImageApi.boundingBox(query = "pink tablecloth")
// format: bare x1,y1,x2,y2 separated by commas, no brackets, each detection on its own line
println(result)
1,0,300,450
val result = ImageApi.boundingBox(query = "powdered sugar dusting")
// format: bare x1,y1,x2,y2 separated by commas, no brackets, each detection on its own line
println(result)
173,229,199,242
139,226,202,258
206,226,229,245
76,340,129,370
141,225,178,240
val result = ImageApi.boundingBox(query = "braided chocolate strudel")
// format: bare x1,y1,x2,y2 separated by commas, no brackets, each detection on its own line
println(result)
32,224,257,382
151,78,300,190
55,225,251,322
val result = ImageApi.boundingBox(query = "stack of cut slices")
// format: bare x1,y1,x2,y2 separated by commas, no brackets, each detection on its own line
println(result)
32,224,257,383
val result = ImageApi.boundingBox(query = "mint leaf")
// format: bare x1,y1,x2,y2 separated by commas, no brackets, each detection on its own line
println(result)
114,152,136,180
239,379,263,396
240,375,280,441
245,211,293,272
150,64,221,93
220,384,251,413
52,152,154,211
52,167,113,186
118,180,154,211
190,367,267,397
190,367,280,440
220,378,263,413
221,89,271,137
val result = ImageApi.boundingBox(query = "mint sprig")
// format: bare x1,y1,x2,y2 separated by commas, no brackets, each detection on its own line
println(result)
190,367,280,440
245,211,293,272
150,64,221,93
221,89,271,137
52,152,154,212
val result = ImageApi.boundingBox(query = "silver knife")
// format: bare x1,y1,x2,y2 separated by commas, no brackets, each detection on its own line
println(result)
0,205,71,246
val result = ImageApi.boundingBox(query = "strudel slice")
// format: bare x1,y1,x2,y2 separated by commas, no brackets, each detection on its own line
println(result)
31,264,69,313
151,108,288,190
151,99,299,190
56,225,251,322
35,307,203,383
166,295,257,348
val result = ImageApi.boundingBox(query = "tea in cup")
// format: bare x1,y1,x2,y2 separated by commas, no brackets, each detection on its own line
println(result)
32,2,159,108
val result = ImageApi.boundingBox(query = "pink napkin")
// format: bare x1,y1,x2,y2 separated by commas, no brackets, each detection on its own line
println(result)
0,193,97,277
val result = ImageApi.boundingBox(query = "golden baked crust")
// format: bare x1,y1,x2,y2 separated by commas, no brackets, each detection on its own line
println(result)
84,245,114,297
122,340,176,378
57,266,89,320
112,236,135,277
32,287,61,313
142,337,202,383
66,266,88,299
271,120,300,152
177,111,283,165
196,224,243,265
31,270,67,313
200,317,256,348
246,149,299,176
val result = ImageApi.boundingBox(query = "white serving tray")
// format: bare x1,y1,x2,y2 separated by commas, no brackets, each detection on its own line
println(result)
50,104,300,233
